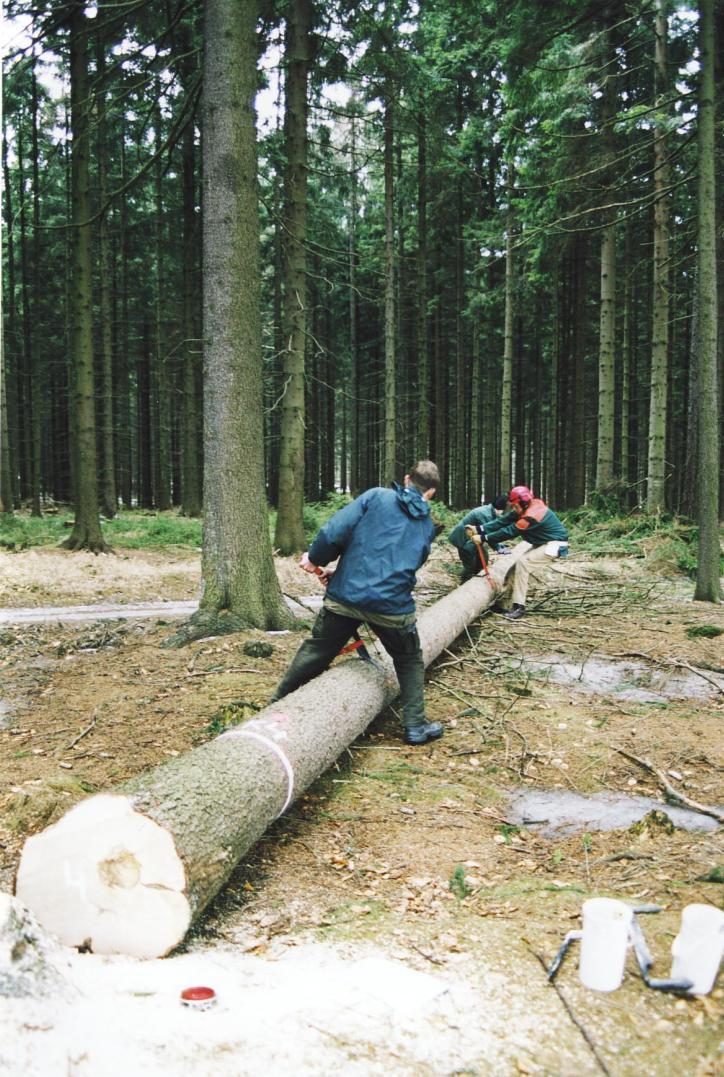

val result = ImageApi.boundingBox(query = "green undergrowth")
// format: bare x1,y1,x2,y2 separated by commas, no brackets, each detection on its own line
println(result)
0,508,203,551
3,499,718,582
562,504,718,578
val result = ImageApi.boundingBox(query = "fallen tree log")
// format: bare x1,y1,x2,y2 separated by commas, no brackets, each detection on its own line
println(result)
15,571,502,958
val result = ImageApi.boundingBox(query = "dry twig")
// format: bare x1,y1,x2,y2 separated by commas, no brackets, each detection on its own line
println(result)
525,942,612,1076
65,710,100,751
613,747,724,825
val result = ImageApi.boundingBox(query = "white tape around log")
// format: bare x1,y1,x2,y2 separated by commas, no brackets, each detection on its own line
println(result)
221,728,295,816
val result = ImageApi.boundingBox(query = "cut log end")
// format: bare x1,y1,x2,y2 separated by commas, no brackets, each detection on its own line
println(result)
15,794,190,959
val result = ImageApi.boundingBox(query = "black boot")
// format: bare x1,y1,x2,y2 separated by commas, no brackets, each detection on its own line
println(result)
404,720,443,745
504,603,526,620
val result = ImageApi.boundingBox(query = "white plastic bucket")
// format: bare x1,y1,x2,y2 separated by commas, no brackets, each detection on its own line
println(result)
670,904,724,995
578,897,633,992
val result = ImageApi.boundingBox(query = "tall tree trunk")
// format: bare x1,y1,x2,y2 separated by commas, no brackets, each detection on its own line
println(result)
500,155,515,491
96,32,117,518
63,3,106,552
274,0,312,553
693,0,721,602
546,266,561,505
2,120,18,510
453,88,467,507
117,125,132,509
267,105,284,507
153,91,172,511
181,115,202,516
171,0,290,642
17,123,32,503
383,88,396,486
595,18,618,495
620,223,632,504
348,107,360,495
30,58,43,516
647,0,671,513
569,235,587,506
416,93,429,459
715,0,724,521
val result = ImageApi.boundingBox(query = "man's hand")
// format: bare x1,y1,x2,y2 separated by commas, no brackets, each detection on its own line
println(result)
464,523,485,546
300,551,333,584
299,551,320,574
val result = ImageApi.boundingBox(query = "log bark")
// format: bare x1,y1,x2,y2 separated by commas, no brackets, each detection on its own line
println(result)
15,572,502,959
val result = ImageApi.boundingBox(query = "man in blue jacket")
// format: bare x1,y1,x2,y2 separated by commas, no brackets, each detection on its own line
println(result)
270,461,444,745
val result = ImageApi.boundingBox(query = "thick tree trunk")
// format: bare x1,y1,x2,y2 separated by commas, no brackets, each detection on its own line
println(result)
15,570,503,958
178,0,290,640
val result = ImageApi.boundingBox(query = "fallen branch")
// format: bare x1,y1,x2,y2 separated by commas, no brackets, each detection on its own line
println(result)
65,710,99,751
525,942,612,1076
609,651,723,694
613,747,724,825
185,667,263,677
669,659,723,695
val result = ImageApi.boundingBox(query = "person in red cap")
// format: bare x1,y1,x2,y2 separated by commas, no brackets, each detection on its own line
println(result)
475,486,568,619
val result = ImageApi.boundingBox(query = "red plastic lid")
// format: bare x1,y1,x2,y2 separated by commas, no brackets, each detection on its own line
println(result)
180,986,216,1002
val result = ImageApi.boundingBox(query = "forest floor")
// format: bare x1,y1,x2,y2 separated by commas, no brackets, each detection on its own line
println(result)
0,539,722,1076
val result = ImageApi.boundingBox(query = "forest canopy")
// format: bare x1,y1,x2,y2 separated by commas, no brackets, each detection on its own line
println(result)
1,1,721,538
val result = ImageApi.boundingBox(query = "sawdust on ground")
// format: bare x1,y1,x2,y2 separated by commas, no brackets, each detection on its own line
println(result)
0,539,722,1076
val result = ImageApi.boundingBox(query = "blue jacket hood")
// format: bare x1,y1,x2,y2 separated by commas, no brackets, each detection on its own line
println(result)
393,482,431,520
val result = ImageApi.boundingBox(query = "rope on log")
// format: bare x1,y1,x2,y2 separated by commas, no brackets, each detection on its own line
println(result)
15,570,503,958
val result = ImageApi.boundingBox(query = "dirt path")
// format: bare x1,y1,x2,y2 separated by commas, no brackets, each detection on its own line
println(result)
1,544,722,1075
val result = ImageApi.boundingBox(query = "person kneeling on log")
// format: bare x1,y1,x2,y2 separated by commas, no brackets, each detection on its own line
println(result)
448,495,512,581
479,485,569,620
270,461,444,746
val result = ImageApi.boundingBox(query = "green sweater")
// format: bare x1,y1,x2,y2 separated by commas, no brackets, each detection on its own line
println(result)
449,505,514,576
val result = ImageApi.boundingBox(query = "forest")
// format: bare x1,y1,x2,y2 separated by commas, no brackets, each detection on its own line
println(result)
1,0,721,594
2,5,724,1070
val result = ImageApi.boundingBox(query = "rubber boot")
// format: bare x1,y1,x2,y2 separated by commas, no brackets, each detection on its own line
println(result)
504,603,526,620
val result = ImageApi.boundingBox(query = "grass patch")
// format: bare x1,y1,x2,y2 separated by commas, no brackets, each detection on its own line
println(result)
686,624,723,640
0,509,203,551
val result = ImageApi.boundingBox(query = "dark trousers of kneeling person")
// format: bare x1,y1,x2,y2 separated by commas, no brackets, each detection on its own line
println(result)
270,602,439,744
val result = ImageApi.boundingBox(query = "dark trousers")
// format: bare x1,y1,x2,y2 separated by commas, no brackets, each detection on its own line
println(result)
270,606,427,728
